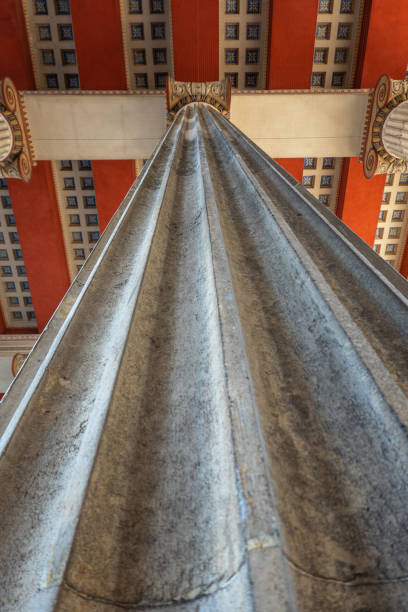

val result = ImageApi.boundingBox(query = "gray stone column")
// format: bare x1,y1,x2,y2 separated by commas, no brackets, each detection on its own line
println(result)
1,103,408,612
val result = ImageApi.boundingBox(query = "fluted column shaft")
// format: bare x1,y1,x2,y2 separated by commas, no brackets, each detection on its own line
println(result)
1,104,408,612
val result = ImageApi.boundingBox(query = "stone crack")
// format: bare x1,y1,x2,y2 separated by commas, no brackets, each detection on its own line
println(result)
285,554,408,587
61,558,247,609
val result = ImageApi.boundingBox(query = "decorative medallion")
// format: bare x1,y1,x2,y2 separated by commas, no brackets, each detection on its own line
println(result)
166,77,231,123
0,77,33,182
362,74,408,177
11,352,28,377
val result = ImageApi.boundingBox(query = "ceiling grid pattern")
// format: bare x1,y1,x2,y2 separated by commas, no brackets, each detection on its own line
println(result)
374,172,408,269
302,0,364,213
119,0,173,179
119,0,174,91
0,0,406,325
52,160,101,279
22,0,79,91
21,0,101,282
219,0,270,90
0,180,36,328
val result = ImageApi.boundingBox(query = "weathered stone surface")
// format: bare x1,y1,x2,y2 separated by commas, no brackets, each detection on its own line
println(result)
0,104,408,611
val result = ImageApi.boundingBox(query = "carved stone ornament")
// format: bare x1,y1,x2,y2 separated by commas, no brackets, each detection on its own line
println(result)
0,77,33,182
166,77,231,123
11,353,28,377
362,74,408,177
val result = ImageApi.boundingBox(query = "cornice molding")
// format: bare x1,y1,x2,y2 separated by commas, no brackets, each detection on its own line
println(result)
21,88,165,95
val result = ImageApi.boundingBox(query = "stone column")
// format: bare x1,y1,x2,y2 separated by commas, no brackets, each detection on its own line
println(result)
1,103,408,612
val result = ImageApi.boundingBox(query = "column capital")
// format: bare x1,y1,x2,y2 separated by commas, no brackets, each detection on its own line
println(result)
166,76,231,123
362,73,408,177
0,77,33,181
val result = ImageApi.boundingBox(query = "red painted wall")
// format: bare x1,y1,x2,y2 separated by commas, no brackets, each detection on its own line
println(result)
274,158,304,182
70,3,136,270
360,2,408,88
267,0,318,90
337,158,385,246
93,161,136,233
0,0,35,89
0,309,5,334
71,0,127,90
337,1,408,248
0,1,38,332
171,0,219,82
8,162,70,332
